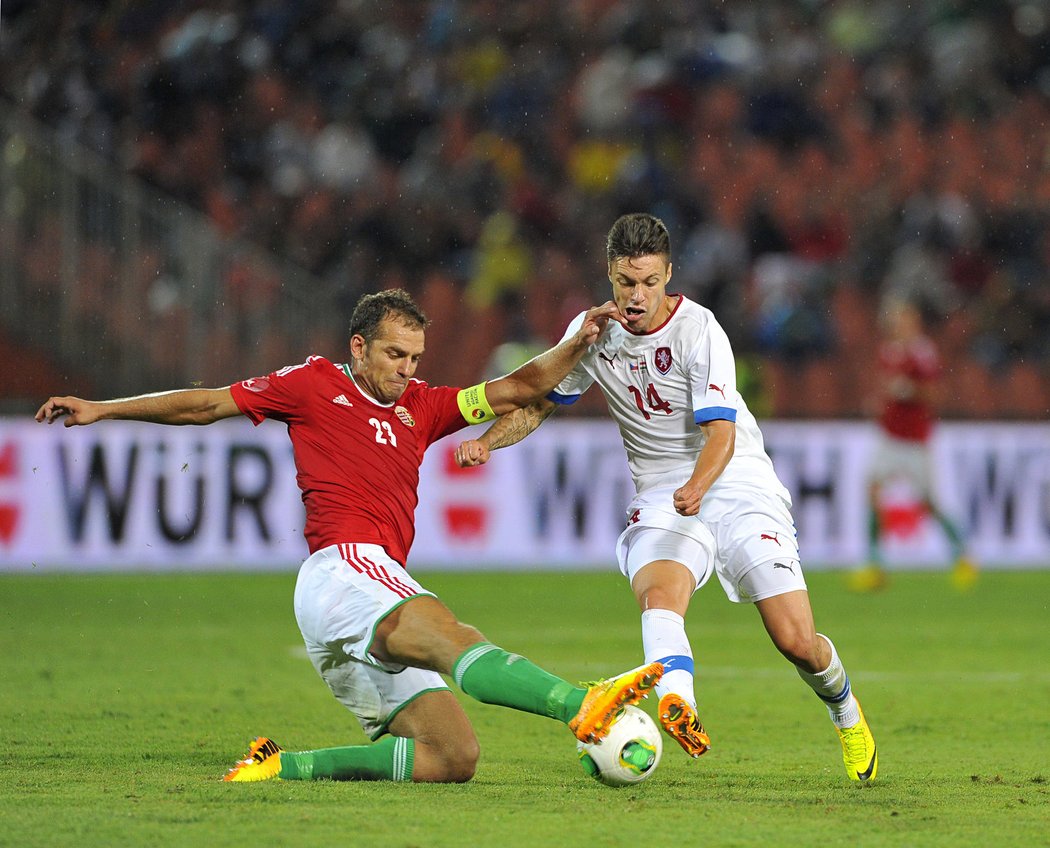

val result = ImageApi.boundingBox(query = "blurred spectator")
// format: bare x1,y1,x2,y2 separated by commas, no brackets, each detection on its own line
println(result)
1,0,1048,416
750,253,835,362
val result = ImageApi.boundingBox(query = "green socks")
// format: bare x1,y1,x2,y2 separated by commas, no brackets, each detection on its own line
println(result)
930,505,965,559
867,507,882,564
278,735,414,781
452,642,586,723
275,643,586,782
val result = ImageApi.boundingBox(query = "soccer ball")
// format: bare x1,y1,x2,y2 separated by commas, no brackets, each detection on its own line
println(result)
576,705,663,787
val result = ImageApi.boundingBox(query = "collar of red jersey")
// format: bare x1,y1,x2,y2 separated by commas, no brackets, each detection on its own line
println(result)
340,363,396,408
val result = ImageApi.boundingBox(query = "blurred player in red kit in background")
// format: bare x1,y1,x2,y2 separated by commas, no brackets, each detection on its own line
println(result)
849,298,977,592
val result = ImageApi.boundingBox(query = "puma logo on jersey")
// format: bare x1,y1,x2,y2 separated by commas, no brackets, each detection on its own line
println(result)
598,352,619,366
708,383,726,399
761,532,781,546
773,561,794,574
332,394,353,408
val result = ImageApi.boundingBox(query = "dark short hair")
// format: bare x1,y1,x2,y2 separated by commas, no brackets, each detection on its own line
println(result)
606,213,672,263
350,289,429,342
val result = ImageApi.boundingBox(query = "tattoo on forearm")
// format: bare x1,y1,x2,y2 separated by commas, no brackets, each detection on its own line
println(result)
486,404,553,450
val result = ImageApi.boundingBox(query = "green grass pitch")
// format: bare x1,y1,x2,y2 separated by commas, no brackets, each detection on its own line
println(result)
2,569,1048,847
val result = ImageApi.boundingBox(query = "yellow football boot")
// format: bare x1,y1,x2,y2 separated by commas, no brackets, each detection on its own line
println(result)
569,662,663,744
950,555,978,591
223,737,283,782
658,693,711,758
837,702,878,783
847,564,889,593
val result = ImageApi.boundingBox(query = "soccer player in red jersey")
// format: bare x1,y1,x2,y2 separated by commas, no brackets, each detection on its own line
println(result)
35,288,663,783
849,298,976,592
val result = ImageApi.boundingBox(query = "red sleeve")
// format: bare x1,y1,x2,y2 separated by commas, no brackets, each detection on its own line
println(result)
229,357,320,425
410,382,472,446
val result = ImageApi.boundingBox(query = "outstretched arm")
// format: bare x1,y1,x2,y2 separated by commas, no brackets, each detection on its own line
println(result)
455,398,556,467
482,301,621,416
35,387,242,427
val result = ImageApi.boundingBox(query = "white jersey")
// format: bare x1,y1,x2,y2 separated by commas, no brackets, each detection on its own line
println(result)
551,295,790,504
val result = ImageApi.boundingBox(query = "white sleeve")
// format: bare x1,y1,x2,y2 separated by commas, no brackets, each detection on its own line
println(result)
690,318,738,424
548,312,595,405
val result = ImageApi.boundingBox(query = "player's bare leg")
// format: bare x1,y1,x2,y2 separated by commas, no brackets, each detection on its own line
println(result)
377,595,661,745
756,591,877,782
226,593,660,784
632,560,710,757
755,589,827,672
370,598,486,779
372,594,486,673
387,690,479,782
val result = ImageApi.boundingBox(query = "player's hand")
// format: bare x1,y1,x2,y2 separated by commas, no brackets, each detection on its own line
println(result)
34,396,101,427
672,483,703,516
574,301,625,347
455,439,491,468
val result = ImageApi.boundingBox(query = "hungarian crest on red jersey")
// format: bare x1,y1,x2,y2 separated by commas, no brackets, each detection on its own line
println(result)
394,406,416,427
654,347,672,374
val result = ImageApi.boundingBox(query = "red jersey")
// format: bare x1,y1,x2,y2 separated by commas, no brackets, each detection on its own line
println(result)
230,356,469,565
877,335,940,442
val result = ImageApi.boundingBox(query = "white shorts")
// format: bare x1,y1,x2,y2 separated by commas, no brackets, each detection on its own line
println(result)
616,486,807,604
616,507,716,589
293,543,450,740
869,432,933,498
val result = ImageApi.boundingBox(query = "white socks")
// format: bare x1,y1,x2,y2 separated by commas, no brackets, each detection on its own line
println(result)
642,614,860,730
641,608,696,706
796,633,860,728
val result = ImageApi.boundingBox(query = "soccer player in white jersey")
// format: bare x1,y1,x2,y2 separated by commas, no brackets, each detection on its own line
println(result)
456,213,878,783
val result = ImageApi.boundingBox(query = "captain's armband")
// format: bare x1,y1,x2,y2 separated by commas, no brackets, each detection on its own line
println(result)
457,382,496,424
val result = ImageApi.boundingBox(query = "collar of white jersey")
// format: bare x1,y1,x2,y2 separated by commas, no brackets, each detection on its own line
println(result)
624,293,685,336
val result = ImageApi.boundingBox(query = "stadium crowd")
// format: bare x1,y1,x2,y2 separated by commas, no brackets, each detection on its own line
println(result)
1,0,1048,417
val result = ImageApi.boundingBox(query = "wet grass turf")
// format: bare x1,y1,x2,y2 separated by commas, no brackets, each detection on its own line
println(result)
2,569,1048,847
